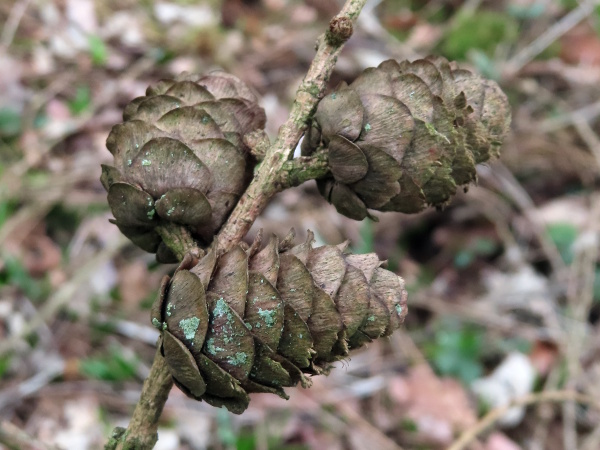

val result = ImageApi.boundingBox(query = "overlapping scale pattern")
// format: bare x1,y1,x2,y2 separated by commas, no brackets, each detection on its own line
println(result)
101,72,266,261
302,56,511,219
151,230,407,413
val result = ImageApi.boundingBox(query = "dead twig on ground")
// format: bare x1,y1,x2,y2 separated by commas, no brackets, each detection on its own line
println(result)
448,390,600,450
0,420,62,450
505,0,600,76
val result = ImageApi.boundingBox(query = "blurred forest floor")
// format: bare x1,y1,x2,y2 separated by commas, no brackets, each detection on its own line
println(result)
2,0,600,449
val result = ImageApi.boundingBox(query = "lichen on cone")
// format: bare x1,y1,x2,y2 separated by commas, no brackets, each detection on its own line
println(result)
101,72,266,262
301,56,512,219
151,230,407,413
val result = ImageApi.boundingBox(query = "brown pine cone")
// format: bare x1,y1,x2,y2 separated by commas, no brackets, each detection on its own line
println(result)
101,72,266,262
151,230,407,413
302,56,511,219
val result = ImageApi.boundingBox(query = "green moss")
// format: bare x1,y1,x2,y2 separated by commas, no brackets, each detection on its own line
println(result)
440,11,519,61
306,83,320,98
425,122,450,144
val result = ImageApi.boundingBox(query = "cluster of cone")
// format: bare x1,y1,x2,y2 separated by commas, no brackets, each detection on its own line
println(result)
302,56,511,219
102,58,512,413
101,72,266,262
152,230,407,413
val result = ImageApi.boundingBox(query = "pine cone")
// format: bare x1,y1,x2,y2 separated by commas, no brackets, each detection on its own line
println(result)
302,56,511,219
151,230,407,413
101,72,266,261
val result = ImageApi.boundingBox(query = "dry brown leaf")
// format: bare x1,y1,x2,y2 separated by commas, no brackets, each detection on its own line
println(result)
21,234,62,277
389,364,477,446
560,24,600,67
529,339,559,376
485,432,522,450
118,261,152,308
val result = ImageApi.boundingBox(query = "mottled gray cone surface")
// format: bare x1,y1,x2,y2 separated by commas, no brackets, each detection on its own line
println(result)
151,230,407,413
302,56,512,220
102,72,266,262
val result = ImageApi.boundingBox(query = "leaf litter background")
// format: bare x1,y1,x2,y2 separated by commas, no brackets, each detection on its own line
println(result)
1,0,600,449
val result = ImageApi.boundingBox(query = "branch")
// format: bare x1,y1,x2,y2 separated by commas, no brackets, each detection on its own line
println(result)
216,0,365,252
105,346,173,450
155,223,203,261
106,1,366,448
280,150,330,189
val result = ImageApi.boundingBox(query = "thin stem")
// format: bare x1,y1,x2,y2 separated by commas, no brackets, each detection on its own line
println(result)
105,346,173,450
155,223,203,261
280,150,330,189
216,0,367,253
106,1,367,448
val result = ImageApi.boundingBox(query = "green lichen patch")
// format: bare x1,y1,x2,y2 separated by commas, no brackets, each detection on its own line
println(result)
205,337,224,355
179,316,201,341
152,317,162,329
227,352,248,366
257,308,277,327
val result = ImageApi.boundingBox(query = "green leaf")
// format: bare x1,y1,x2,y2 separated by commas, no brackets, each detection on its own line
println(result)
507,3,546,20
0,108,22,137
469,50,499,80
69,86,92,116
454,237,499,269
236,431,256,450
0,200,16,229
88,35,107,66
216,409,237,447
354,218,375,254
0,257,47,301
454,250,474,269
546,222,578,265
80,345,139,381
0,354,12,378
440,11,519,61
424,318,484,384
593,267,600,303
